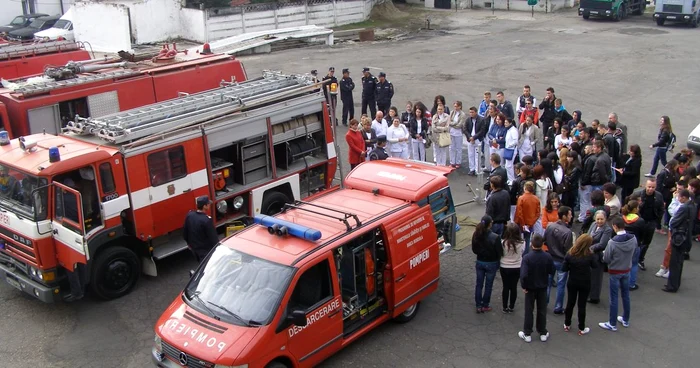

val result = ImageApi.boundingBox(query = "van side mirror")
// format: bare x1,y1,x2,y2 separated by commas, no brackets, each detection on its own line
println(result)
288,310,307,326
189,270,195,277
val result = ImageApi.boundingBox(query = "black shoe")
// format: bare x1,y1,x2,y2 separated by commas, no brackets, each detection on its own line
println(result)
468,170,476,176
553,309,564,315
638,261,646,271
630,284,639,291
661,287,677,293
587,299,600,304
476,307,483,314
63,293,84,302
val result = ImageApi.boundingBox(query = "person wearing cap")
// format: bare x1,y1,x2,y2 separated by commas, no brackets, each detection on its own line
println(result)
361,67,378,118
368,136,389,161
183,196,219,263
323,67,339,126
339,68,355,127
375,72,394,117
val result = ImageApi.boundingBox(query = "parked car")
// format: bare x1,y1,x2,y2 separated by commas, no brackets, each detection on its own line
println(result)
7,15,59,42
0,13,49,37
34,9,75,42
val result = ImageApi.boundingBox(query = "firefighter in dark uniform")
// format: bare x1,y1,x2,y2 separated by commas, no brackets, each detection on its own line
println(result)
375,71,394,117
322,67,339,126
368,135,389,161
183,196,219,263
361,67,377,117
339,68,355,127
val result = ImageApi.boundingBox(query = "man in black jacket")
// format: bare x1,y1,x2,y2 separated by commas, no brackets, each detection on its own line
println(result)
485,176,510,236
538,87,556,134
339,68,355,127
578,143,597,222
485,153,509,194
361,67,377,117
544,206,574,314
496,91,515,122
464,107,487,175
519,234,555,343
634,179,665,270
591,141,611,188
664,190,696,292
183,196,219,263
375,72,394,116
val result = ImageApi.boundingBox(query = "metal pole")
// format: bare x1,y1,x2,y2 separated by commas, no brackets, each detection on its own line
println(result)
327,85,344,188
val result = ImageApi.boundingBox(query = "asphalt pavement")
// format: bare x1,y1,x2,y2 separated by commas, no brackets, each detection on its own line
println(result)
2,8,700,368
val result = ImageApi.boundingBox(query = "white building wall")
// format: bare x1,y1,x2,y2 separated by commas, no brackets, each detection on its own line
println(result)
0,0,26,26
35,0,66,16
454,0,572,11
180,7,206,42
123,0,182,43
72,1,131,52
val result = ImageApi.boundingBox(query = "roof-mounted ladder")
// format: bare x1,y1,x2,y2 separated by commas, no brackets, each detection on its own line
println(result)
282,200,361,232
64,71,315,144
0,40,81,61
9,69,140,97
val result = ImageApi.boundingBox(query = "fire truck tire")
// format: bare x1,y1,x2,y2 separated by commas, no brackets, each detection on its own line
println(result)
393,302,421,323
265,361,288,368
261,192,291,215
89,246,141,300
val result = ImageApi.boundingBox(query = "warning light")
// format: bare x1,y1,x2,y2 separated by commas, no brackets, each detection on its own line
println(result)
49,146,61,162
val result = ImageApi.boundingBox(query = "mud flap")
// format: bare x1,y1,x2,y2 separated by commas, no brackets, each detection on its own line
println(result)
142,256,157,277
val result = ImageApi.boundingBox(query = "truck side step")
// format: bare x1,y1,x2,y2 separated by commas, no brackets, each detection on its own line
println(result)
152,240,190,260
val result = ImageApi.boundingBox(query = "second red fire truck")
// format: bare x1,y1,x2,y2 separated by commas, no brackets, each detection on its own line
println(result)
0,40,91,80
0,71,337,302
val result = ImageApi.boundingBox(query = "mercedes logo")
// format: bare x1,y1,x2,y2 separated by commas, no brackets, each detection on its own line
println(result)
178,351,188,366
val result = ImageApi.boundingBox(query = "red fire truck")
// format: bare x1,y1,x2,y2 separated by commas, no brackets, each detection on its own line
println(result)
152,159,457,368
0,50,247,138
0,71,337,302
0,40,91,80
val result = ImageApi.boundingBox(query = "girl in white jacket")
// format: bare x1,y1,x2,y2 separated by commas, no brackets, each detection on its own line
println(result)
504,119,519,182
386,117,410,158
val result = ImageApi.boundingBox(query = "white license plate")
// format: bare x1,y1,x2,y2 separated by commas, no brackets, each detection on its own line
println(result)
591,11,599,14
668,15,676,19
5,275,21,290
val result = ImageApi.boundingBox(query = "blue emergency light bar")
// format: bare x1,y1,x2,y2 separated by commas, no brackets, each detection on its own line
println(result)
253,215,322,241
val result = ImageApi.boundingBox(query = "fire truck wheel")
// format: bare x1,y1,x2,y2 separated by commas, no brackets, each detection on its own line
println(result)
393,302,421,323
261,192,291,215
265,361,288,368
90,246,141,300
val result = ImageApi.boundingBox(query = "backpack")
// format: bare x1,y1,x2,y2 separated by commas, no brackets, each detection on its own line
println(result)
667,132,677,151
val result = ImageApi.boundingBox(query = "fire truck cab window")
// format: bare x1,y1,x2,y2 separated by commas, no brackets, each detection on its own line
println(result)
147,146,187,187
0,166,48,221
289,259,332,312
54,167,102,233
99,163,115,194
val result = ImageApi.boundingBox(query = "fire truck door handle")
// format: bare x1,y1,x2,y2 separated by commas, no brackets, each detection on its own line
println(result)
327,309,341,318
395,273,406,282
182,189,191,193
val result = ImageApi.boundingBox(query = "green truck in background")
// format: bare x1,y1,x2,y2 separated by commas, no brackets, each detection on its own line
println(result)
579,0,647,20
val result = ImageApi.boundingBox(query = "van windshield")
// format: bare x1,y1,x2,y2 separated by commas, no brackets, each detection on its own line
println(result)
184,246,294,326
0,165,48,221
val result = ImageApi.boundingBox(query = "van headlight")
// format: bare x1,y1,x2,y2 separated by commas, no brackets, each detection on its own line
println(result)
154,335,162,352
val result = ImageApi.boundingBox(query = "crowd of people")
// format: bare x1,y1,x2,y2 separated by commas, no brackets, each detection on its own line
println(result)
340,79,696,343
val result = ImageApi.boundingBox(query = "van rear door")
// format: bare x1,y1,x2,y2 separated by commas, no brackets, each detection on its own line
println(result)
383,205,439,317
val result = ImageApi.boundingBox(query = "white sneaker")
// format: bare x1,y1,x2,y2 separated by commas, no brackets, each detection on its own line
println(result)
518,331,532,343
655,268,667,277
578,327,590,335
617,316,630,328
540,332,550,342
662,270,670,279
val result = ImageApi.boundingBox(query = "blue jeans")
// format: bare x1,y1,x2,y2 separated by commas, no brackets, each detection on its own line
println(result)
492,223,505,237
650,147,667,175
475,261,499,308
608,272,631,326
547,261,568,310
523,231,531,257
629,247,641,287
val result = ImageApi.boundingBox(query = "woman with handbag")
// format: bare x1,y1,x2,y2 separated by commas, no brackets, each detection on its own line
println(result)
518,115,542,164
504,118,519,182
587,210,612,304
386,117,410,159
432,104,451,166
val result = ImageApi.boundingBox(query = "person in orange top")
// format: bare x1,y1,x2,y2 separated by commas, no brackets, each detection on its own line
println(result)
541,193,560,229
515,181,541,255
346,118,366,169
